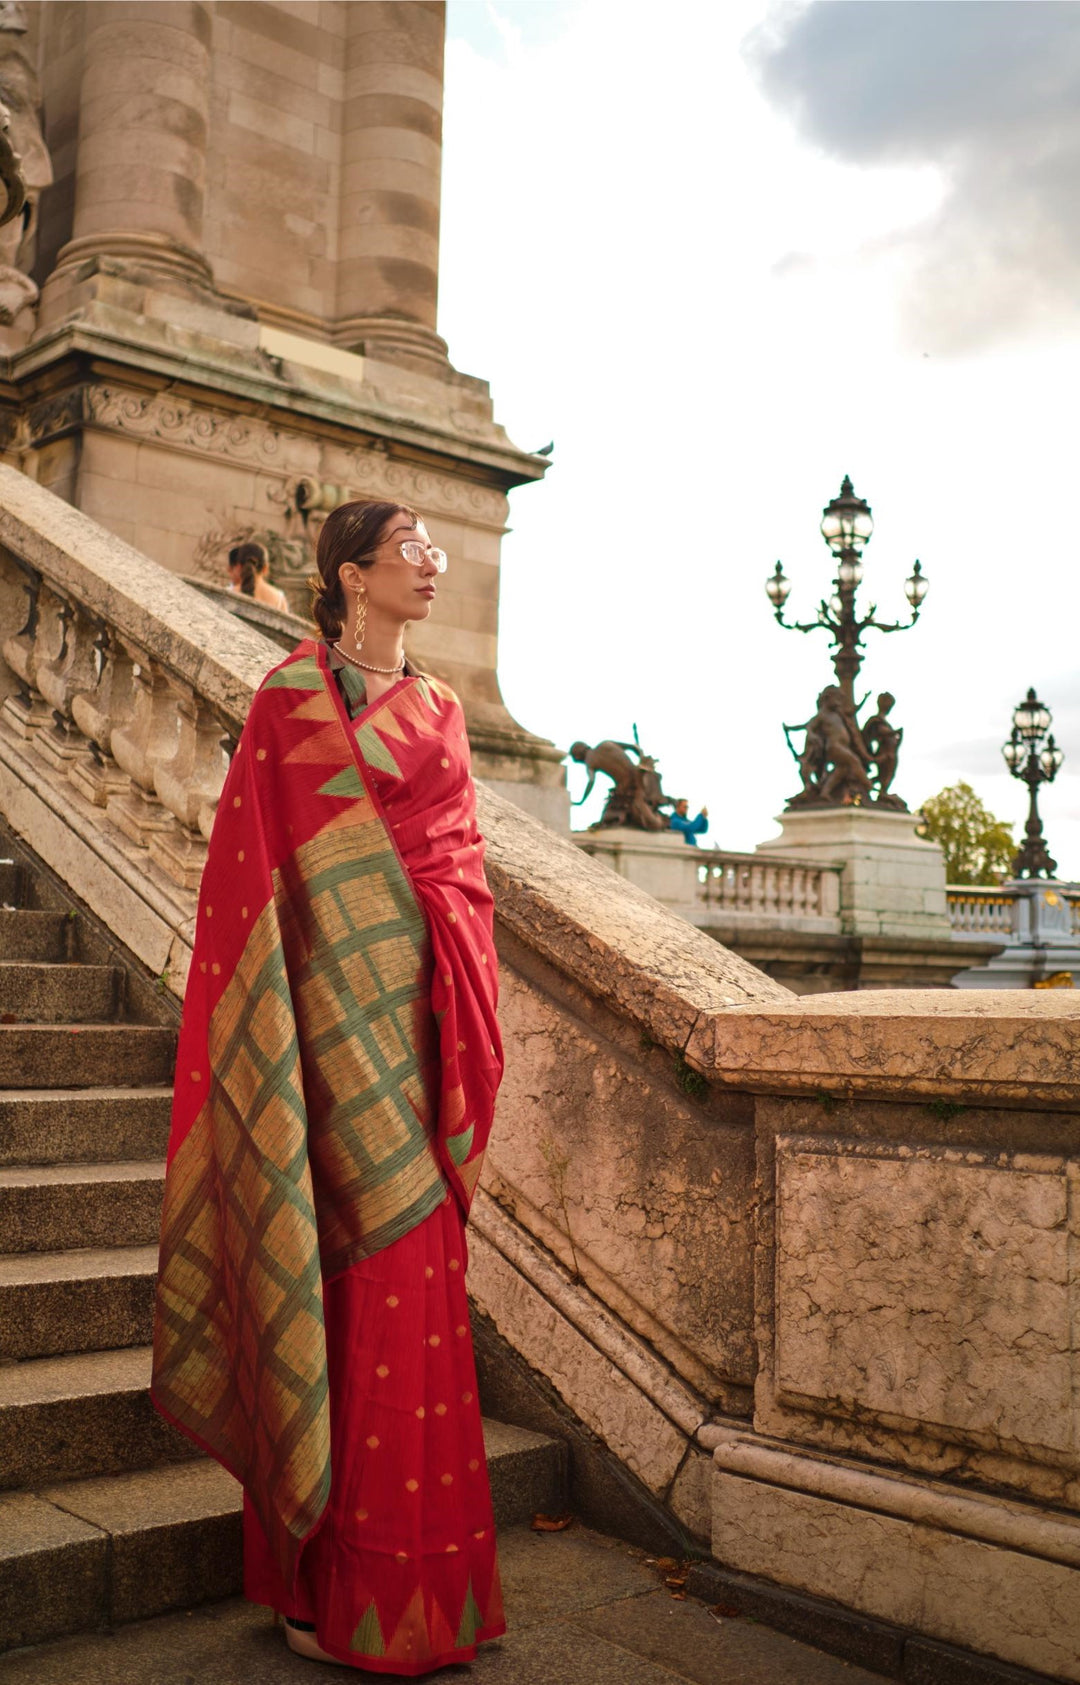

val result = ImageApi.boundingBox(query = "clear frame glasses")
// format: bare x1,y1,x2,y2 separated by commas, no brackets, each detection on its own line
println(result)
397,540,447,572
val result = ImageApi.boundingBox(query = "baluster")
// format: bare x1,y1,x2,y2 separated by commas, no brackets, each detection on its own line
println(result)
149,684,229,889
107,654,181,847
199,726,238,842
34,601,101,773
1,576,61,738
747,864,762,915
70,627,138,807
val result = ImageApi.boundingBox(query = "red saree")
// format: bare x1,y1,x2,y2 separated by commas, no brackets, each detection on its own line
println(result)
151,638,505,1672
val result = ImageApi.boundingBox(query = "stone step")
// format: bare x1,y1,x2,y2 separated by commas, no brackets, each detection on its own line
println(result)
0,1025,176,1089
0,909,69,963
0,1087,173,1168
0,1420,565,1653
0,1345,191,1490
0,1160,165,1253
0,1244,157,1360
0,962,121,1025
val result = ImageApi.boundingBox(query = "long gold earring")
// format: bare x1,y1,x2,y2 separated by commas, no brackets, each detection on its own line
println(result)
354,587,367,648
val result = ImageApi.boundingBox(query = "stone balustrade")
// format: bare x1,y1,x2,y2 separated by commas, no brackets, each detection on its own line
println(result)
946,885,1018,936
574,830,843,932
948,881,1080,944
698,850,841,921
0,465,280,987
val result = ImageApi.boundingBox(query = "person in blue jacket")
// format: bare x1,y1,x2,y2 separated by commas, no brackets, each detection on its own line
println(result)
670,798,708,845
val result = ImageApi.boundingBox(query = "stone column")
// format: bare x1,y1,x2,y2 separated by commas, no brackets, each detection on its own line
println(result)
40,0,213,304
335,1,449,368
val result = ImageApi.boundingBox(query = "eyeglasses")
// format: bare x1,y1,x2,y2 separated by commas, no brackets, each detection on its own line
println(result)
356,539,448,572
392,540,448,572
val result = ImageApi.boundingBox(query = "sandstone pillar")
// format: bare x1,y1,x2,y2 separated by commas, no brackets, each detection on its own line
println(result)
335,1,448,368
41,0,213,303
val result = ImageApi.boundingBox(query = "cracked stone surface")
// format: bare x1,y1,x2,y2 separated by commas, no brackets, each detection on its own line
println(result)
487,962,756,1407
771,1139,1071,1455
712,1472,1080,1681
773,1138,1075,1456
686,988,1080,1109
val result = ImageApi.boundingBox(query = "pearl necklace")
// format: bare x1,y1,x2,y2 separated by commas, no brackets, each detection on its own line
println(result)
332,642,405,676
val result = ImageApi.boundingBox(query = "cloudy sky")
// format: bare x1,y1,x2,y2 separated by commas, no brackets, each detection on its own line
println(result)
438,0,1080,875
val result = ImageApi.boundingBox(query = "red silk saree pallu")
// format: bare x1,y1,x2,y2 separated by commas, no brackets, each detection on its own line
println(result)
151,639,505,1673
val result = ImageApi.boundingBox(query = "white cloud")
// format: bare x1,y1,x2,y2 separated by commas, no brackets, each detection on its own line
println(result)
745,1,1080,353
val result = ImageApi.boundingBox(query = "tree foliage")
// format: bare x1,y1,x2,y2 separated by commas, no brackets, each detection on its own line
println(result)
918,782,1016,885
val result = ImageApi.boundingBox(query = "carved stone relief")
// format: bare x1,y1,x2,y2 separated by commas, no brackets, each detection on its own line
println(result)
0,3,52,331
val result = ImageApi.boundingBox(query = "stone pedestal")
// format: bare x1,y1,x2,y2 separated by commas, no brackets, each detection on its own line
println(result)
758,808,950,940
574,827,704,907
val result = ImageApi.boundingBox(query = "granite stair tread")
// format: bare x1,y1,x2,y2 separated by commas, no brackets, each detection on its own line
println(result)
0,1160,166,1253
0,1243,158,1359
0,1024,176,1088
0,1520,893,1684
0,1158,165,1190
0,961,120,1024
0,1242,159,1285
0,1341,155,1408
0,1087,172,1168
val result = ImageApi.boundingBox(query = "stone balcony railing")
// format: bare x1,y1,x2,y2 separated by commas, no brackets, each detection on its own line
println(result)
573,830,843,932
947,882,1080,941
697,850,841,922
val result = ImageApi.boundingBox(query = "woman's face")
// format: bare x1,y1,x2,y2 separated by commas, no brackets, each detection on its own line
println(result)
340,514,440,626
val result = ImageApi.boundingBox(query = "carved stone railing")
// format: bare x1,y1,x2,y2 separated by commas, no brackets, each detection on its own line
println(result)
947,882,1080,942
697,851,841,921
573,832,843,931
0,466,279,989
946,886,1018,936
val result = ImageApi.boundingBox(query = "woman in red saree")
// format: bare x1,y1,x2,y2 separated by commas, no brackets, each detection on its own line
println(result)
151,501,506,1671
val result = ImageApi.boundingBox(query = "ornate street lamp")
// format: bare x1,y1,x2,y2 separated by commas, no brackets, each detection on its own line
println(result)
767,477,928,809
1002,688,1064,878
766,476,927,704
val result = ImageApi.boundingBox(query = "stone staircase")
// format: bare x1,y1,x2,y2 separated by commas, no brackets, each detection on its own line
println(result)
0,843,565,1657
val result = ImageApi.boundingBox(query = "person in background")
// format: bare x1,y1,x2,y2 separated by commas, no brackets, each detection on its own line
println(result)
228,541,291,613
670,797,708,846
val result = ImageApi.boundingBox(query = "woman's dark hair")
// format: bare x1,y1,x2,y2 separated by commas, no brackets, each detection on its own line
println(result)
230,540,268,598
310,500,418,640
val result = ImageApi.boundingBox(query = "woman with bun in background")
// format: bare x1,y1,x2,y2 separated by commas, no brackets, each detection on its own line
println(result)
227,539,291,613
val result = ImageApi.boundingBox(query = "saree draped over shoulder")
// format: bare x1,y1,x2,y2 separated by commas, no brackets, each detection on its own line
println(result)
151,638,505,1673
